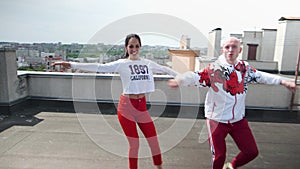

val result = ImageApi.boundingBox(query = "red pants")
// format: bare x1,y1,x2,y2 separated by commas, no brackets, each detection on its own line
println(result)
117,95,162,169
207,118,258,169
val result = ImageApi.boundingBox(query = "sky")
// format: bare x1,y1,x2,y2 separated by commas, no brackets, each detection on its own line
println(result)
0,0,299,47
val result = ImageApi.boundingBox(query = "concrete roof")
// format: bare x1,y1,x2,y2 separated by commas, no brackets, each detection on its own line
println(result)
0,104,299,169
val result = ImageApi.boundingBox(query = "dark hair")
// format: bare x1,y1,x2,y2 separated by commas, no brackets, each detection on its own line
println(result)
123,34,142,58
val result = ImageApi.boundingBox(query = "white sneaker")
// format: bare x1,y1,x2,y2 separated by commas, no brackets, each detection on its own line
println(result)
156,165,162,169
222,162,234,169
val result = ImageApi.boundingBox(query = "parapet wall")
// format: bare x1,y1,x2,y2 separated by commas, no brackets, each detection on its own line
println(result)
18,71,294,110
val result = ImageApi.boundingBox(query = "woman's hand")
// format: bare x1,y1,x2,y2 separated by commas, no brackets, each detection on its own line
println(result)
51,62,71,69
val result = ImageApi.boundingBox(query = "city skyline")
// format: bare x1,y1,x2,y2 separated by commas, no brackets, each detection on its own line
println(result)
1,0,299,47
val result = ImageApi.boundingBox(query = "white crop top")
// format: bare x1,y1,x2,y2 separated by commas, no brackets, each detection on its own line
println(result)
70,59,178,94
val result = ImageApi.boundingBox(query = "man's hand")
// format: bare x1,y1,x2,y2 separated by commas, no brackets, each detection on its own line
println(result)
280,80,299,93
168,79,180,89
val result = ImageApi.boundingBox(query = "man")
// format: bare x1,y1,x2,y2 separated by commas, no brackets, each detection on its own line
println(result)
168,37,297,169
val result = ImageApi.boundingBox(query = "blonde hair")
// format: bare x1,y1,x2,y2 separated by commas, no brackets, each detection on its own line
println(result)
221,37,241,48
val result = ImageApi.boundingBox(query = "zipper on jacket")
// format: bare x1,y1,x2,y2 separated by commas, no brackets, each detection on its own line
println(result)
231,95,237,120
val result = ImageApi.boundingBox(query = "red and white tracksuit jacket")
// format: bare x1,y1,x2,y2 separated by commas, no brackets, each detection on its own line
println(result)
176,55,282,123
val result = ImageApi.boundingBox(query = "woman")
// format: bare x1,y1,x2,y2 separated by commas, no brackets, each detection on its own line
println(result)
52,34,178,169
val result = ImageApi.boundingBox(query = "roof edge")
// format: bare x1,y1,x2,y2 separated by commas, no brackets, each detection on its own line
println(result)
279,16,300,21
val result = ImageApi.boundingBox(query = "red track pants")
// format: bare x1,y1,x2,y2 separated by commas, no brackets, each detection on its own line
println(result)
207,118,259,169
117,95,162,169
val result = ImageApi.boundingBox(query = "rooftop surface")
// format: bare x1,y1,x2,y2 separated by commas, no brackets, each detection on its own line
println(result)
0,103,299,169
